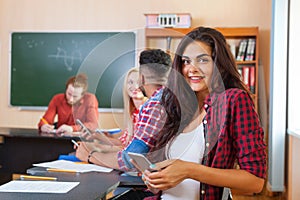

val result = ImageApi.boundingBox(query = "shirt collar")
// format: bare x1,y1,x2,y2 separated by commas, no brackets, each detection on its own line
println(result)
151,86,164,97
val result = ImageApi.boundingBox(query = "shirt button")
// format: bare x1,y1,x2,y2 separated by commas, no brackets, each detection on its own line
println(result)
206,143,210,147
203,120,207,124
201,190,205,194
204,104,208,108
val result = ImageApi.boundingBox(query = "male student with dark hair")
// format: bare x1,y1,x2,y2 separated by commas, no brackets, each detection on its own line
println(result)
38,73,99,134
74,49,171,170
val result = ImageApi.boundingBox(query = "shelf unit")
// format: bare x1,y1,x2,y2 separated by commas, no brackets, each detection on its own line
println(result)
145,27,259,109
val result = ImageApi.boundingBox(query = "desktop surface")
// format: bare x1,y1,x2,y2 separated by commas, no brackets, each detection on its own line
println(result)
0,167,121,200
0,127,77,184
0,127,80,139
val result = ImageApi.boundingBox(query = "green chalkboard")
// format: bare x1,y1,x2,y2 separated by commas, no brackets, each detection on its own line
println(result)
10,32,136,109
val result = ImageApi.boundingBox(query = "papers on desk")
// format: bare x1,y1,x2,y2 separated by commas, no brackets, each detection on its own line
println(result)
60,131,82,137
33,160,113,173
0,180,79,193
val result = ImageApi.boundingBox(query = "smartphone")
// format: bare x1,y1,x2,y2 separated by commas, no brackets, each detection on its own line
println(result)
127,152,155,172
76,119,92,135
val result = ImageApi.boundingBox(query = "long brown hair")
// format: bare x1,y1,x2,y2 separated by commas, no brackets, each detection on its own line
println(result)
152,26,250,152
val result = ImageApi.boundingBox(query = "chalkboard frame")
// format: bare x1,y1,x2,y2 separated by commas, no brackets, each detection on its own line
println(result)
9,31,137,112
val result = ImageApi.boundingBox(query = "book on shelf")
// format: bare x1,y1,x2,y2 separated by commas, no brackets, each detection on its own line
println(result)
241,66,250,88
239,65,256,94
249,66,255,93
236,39,248,61
245,38,256,61
229,43,236,58
238,68,242,79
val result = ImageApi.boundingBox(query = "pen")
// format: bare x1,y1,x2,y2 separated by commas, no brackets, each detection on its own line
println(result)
71,139,79,147
47,168,77,173
20,175,57,181
41,117,49,125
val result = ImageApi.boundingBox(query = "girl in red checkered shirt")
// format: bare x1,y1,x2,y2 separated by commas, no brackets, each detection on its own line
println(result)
142,27,266,200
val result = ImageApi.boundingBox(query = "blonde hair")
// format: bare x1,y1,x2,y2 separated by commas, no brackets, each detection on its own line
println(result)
122,67,140,142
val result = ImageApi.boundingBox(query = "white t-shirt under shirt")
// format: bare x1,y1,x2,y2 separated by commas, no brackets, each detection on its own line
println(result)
161,124,205,200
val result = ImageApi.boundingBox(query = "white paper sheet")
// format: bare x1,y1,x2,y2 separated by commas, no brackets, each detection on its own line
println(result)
0,180,79,193
33,160,113,173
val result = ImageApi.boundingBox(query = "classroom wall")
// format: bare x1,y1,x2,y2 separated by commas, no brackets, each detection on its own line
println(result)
0,0,272,129
288,135,300,199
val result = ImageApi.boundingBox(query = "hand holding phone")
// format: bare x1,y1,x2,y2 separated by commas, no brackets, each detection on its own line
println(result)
128,152,156,172
76,119,92,136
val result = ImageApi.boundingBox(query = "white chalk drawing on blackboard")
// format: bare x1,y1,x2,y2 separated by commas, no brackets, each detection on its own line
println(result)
48,47,82,71
26,39,45,48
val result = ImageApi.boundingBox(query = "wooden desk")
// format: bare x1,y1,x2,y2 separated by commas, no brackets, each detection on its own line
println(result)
0,127,76,184
0,167,120,200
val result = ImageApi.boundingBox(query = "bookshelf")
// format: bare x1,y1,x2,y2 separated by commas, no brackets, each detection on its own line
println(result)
145,27,259,109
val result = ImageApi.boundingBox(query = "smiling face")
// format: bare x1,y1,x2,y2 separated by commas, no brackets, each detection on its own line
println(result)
126,71,139,97
181,41,213,95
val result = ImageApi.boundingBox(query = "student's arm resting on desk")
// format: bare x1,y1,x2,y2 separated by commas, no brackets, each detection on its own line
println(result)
75,141,120,169
75,137,151,170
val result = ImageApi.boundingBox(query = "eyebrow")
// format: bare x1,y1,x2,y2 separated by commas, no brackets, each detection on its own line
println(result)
182,53,211,59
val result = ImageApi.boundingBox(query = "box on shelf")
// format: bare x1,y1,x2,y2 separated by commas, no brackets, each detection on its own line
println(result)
144,13,191,28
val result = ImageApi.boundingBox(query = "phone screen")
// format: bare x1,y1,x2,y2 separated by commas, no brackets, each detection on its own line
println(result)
128,152,153,172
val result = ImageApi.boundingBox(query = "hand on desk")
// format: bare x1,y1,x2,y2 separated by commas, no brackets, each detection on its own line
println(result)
74,141,121,169
41,124,73,135
41,124,55,133
56,124,73,134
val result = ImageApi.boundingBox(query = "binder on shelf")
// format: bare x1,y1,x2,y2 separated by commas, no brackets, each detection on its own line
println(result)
249,66,255,93
229,43,236,58
242,66,250,89
245,38,256,61
237,68,242,78
236,39,248,61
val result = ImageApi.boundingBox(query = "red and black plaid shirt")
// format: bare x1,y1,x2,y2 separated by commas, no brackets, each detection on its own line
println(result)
145,88,266,200
199,88,266,199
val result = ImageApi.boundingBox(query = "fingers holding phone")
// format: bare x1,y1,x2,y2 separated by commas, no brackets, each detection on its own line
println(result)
76,119,93,139
128,152,157,173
